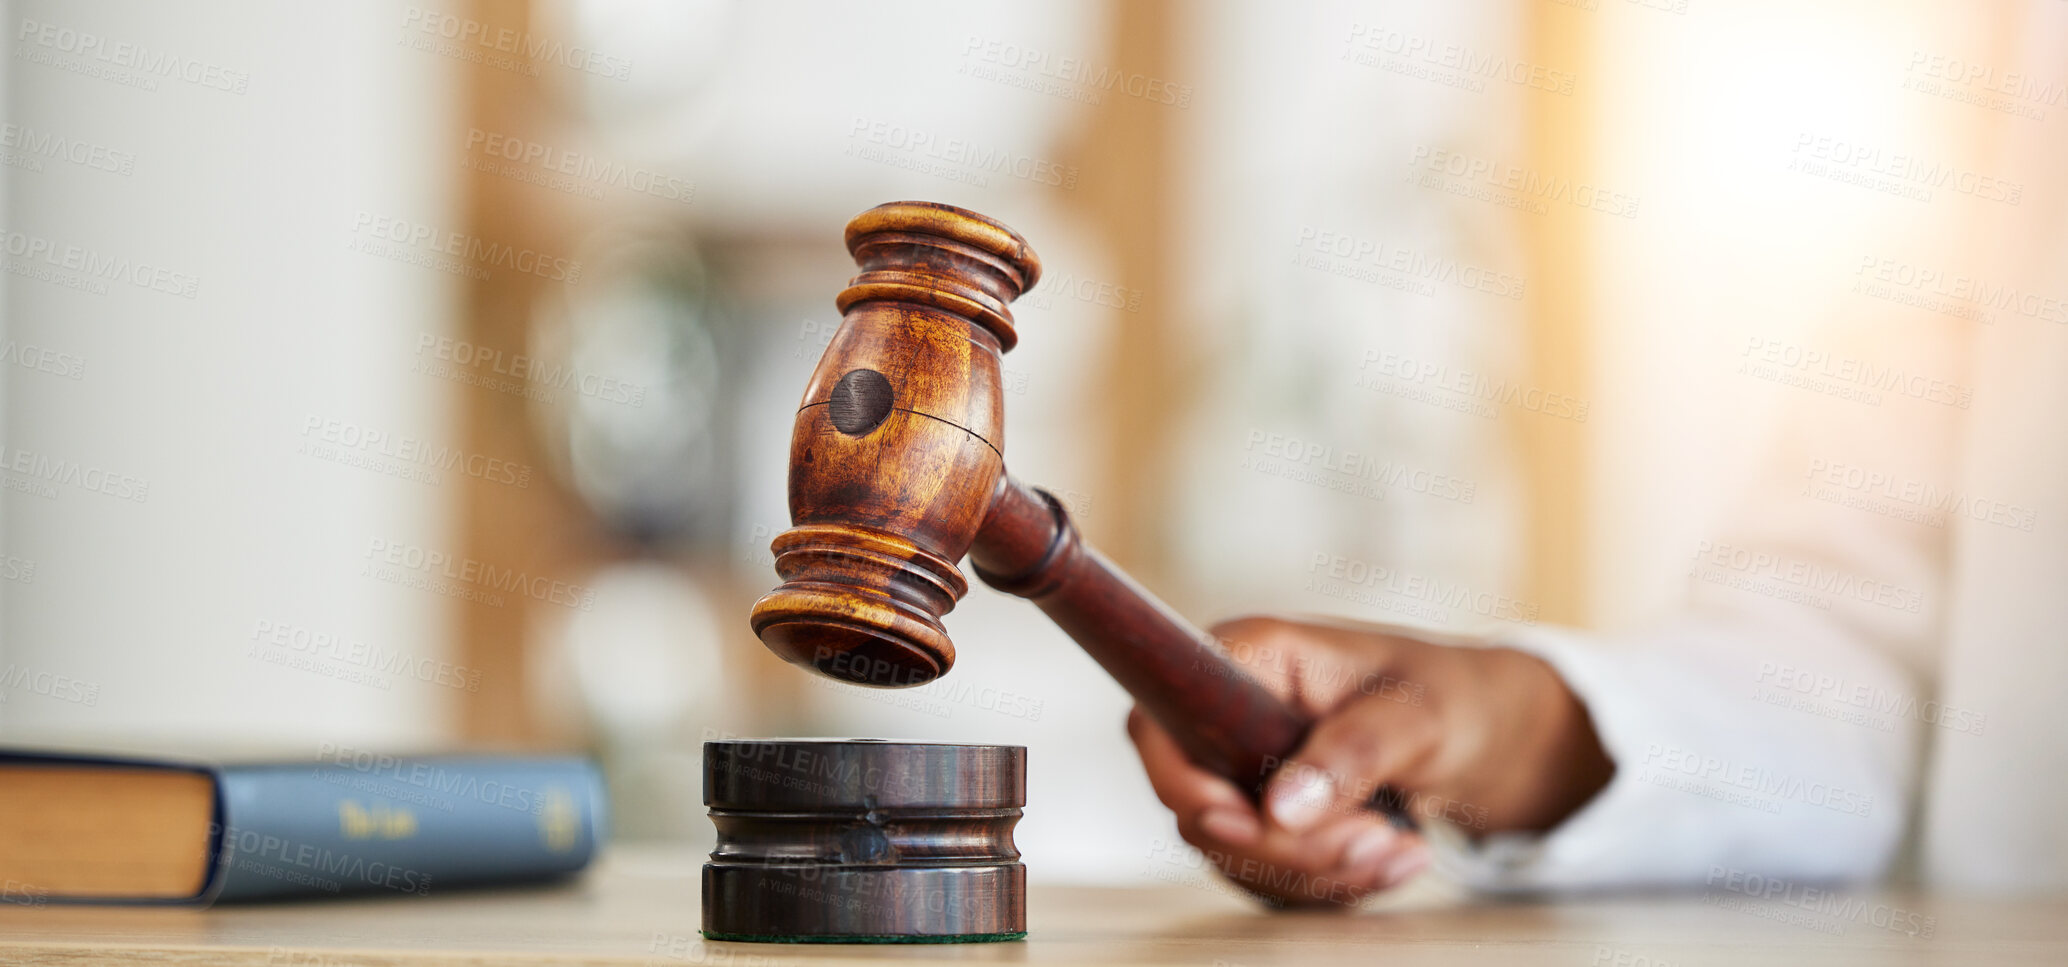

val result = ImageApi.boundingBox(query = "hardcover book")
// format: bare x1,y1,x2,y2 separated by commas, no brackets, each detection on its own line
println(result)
0,747,606,904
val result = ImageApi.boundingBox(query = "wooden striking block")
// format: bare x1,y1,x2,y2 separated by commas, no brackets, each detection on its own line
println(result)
701,739,1026,943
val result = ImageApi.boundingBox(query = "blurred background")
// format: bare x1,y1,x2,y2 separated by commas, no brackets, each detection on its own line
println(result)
1,0,2056,882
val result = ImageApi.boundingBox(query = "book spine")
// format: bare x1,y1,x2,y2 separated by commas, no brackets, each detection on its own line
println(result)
210,757,605,902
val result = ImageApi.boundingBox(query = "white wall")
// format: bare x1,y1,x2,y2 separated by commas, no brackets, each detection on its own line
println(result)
1585,0,1983,631
1,1,461,748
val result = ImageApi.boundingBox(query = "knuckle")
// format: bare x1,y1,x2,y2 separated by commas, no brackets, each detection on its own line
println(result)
1393,703,1444,748
1209,615,1301,653
1173,820,1206,849
1208,614,1288,640
1314,705,1384,754
1329,719,1389,771
1144,776,1184,811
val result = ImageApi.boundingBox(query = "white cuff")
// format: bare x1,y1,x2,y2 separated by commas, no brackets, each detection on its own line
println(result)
1423,621,1907,892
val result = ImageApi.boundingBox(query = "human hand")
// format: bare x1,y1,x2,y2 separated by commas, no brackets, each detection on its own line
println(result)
1127,615,1614,907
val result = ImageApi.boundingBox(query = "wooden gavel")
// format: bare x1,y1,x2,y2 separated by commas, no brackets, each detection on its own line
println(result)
749,201,1322,800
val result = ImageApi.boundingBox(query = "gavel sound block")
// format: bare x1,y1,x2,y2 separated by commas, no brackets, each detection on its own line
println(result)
702,739,1025,943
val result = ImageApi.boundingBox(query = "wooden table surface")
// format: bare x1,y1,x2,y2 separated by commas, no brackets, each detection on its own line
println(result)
1,847,2062,966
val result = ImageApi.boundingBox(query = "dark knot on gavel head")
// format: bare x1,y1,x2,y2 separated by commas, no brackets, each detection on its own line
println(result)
750,201,1042,689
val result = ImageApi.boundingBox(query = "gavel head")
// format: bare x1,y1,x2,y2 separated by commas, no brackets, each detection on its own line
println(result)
750,201,1041,688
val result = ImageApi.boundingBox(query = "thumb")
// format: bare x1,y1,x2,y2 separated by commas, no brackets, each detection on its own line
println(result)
1264,693,1438,833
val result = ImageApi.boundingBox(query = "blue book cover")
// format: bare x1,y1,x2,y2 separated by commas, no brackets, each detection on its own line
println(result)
0,748,608,904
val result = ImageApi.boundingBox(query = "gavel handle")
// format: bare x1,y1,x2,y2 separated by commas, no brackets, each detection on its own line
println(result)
969,477,1413,824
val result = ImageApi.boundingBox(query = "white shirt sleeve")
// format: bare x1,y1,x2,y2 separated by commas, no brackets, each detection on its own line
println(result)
1434,615,1917,891
1432,317,1962,892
